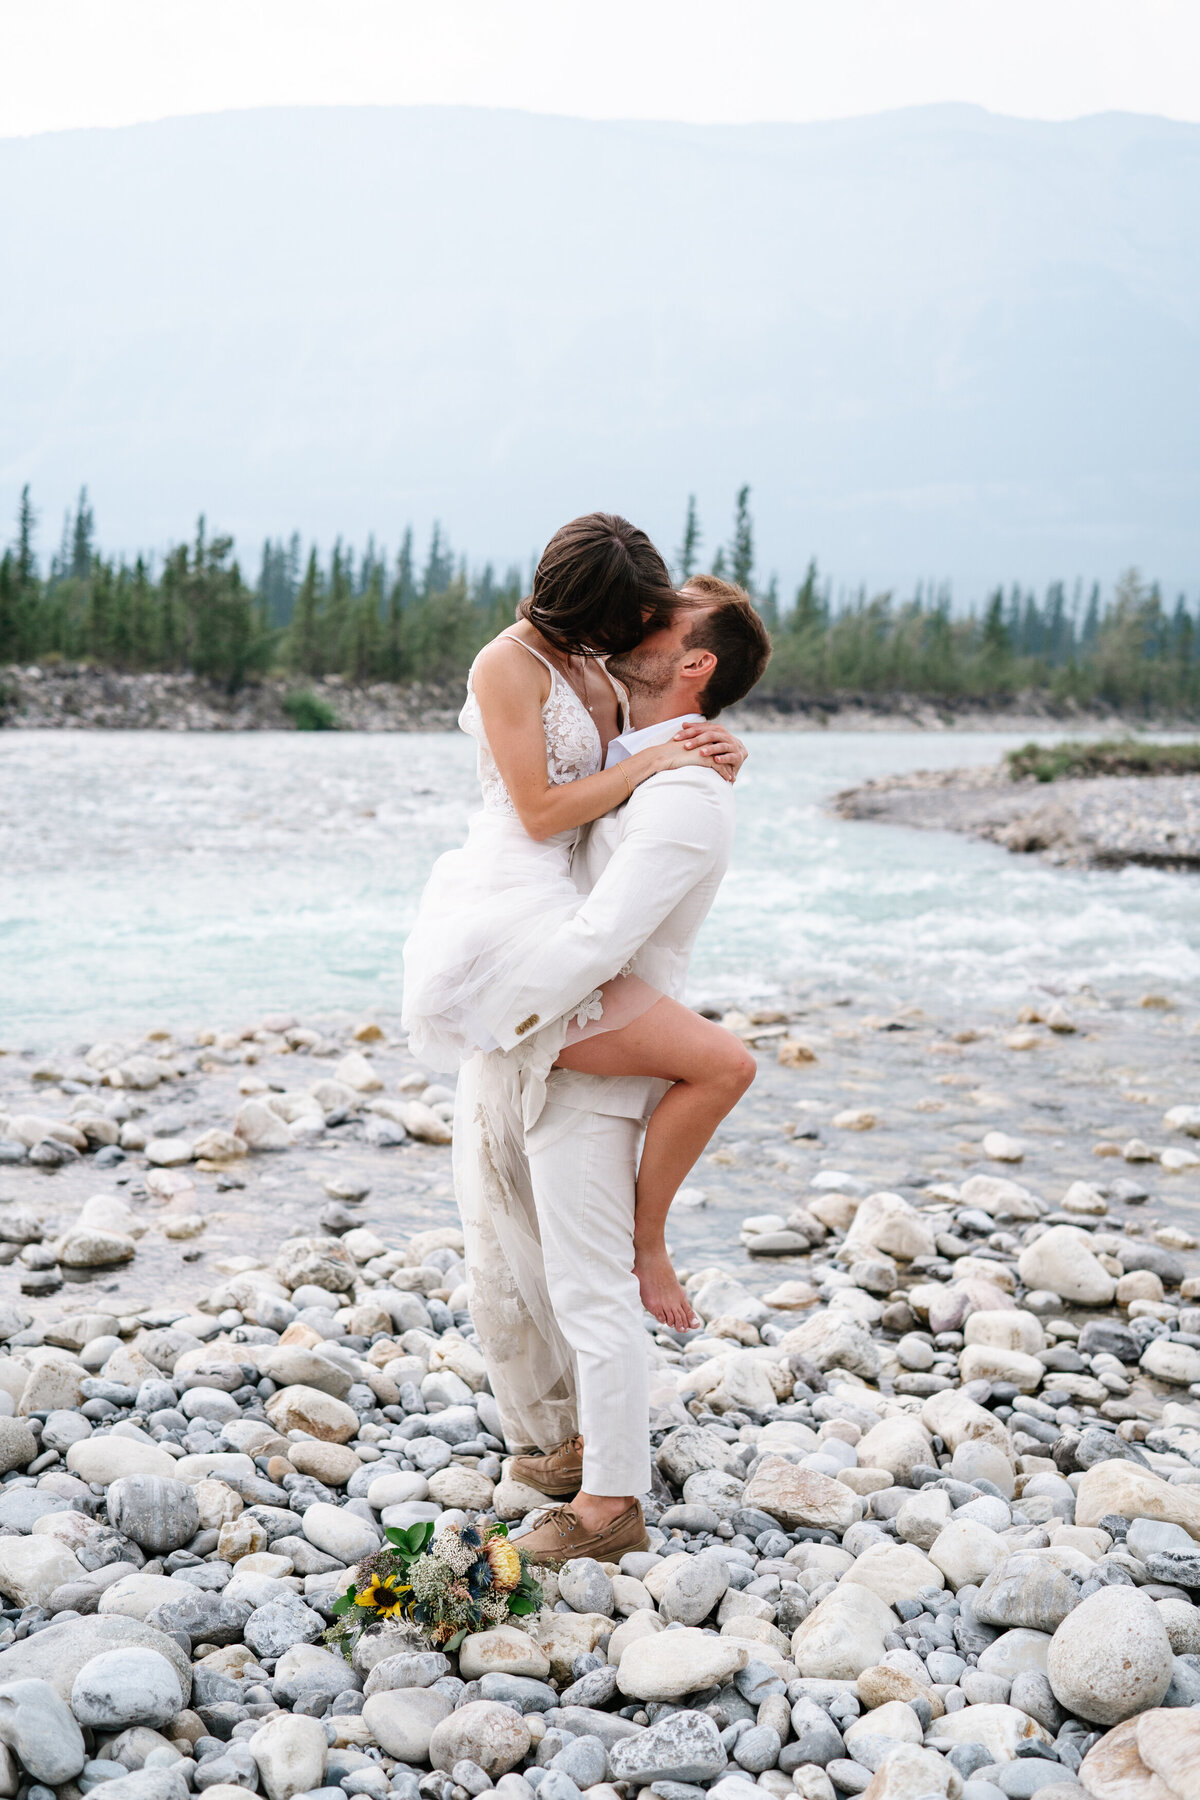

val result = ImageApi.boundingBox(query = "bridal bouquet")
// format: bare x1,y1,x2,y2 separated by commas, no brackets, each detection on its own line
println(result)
326,1519,543,1657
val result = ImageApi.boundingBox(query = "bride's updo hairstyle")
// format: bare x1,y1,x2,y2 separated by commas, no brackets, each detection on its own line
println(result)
519,512,677,655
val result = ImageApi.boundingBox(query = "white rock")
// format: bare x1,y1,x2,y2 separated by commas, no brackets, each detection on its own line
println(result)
1046,1586,1174,1724
361,1687,455,1760
69,1648,182,1729
66,1438,178,1485
366,1472,430,1510
855,1417,935,1485
97,1574,183,1621
862,1744,962,1800
1016,1225,1116,1305
1141,1339,1200,1387
843,1193,937,1263
983,1132,1025,1163
963,1310,1046,1355
249,1712,329,1800
791,1582,898,1679
302,1502,379,1564
846,1541,938,1605
617,1627,748,1701
928,1519,1010,1590
234,1100,292,1151
931,1703,1052,1761
427,1700,532,1775
457,1627,551,1681
0,1538,83,1608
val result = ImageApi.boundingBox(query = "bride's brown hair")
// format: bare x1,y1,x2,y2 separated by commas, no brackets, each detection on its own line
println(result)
518,512,677,655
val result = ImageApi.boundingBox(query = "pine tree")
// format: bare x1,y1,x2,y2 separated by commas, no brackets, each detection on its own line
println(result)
15,486,36,591
289,550,325,675
422,523,454,596
982,590,1009,662
326,541,352,672
790,560,824,635
70,488,95,580
676,495,701,581
758,575,779,629
729,486,754,592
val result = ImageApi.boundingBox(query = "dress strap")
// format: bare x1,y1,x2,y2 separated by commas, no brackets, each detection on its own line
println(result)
500,635,560,679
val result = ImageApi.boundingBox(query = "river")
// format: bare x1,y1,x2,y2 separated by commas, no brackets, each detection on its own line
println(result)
2,728,1198,1048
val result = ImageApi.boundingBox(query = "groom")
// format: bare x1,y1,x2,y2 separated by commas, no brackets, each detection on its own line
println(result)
458,576,771,1563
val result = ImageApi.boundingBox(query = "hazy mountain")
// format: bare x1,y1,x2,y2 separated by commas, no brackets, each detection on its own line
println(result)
2,104,1198,598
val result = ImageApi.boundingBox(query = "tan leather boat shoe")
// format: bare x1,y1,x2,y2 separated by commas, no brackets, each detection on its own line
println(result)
512,1499,649,1568
508,1434,584,1498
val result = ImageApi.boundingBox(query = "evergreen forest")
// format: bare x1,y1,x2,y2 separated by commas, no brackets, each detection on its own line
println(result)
2,484,1197,714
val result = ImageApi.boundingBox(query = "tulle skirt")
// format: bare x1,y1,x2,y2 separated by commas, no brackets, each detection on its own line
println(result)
402,810,657,1075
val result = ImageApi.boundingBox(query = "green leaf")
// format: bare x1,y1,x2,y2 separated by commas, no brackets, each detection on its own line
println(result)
491,1521,510,1538
443,1628,468,1652
384,1527,410,1549
507,1594,535,1615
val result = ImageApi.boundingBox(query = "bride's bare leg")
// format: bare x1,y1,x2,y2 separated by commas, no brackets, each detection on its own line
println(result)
554,998,756,1331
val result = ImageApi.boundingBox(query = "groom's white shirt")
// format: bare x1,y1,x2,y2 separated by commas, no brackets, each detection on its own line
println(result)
603,712,704,766
477,744,735,1090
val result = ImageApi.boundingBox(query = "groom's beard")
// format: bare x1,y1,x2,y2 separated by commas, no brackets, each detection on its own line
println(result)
605,648,678,696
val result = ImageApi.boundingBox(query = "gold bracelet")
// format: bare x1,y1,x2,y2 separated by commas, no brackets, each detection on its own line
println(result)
617,763,634,799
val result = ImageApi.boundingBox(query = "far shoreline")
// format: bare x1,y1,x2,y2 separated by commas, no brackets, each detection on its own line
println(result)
2,663,1197,736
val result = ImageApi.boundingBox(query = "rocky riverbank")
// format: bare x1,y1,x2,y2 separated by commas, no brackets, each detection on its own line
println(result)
1,990,1200,1800
0,664,1172,735
834,767,1200,871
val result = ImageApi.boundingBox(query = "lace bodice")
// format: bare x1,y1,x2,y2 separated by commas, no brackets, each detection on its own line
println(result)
459,641,622,817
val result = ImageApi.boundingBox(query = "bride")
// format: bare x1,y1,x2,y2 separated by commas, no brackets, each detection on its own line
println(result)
402,512,752,1330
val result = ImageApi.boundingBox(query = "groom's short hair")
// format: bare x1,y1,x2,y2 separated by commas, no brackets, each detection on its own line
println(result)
679,575,772,717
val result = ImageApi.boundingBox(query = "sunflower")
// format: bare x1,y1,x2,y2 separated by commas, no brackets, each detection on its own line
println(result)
484,1537,523,1592
355,1572,411,1619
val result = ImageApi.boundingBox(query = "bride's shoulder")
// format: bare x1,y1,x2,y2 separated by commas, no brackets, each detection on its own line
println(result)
472,633,550,702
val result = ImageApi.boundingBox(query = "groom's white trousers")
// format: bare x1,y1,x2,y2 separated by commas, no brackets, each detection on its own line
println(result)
454,1056,653,1500
524,1096,652,1499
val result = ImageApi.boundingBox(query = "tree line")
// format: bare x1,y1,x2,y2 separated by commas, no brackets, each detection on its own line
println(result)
1,484,1197,712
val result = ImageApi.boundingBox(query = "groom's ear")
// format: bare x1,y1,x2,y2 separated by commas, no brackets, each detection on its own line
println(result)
680,647,718,687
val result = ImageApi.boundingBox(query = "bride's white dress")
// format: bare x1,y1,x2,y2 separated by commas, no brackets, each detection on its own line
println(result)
401,639,660,1455
401,639,654,1074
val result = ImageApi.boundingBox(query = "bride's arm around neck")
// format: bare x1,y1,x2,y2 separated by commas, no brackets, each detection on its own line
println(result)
471,635,706,843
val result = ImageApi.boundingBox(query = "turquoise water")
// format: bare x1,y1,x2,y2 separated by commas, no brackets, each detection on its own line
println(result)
1,728,1197,1047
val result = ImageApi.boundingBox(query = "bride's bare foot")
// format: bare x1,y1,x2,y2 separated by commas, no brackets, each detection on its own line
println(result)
634,1247,699,1332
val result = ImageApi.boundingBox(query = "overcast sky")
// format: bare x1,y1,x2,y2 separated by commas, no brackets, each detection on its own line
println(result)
2,0,1199,138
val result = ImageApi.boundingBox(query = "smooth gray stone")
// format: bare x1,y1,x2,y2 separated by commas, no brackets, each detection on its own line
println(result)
71,1648,183,1731
785,1698,844,1768
734,1660,786,1705
0,1489,75,1532
732,1725,782,1774
549,1735,608,1789
144,1589,252,1649
610,1710,727,1785
1163,1654,1200,1708
548,1706,646,1747
0,1677,87,1783
242,1596,325,1658
363,1653,451,1697
824,1760,872,1794
96,1773,190,1800
979,1763,1078,1798
556,1666,618,1710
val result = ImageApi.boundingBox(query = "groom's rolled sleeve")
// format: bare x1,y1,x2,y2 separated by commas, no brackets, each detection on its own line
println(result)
483,768,727,1053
